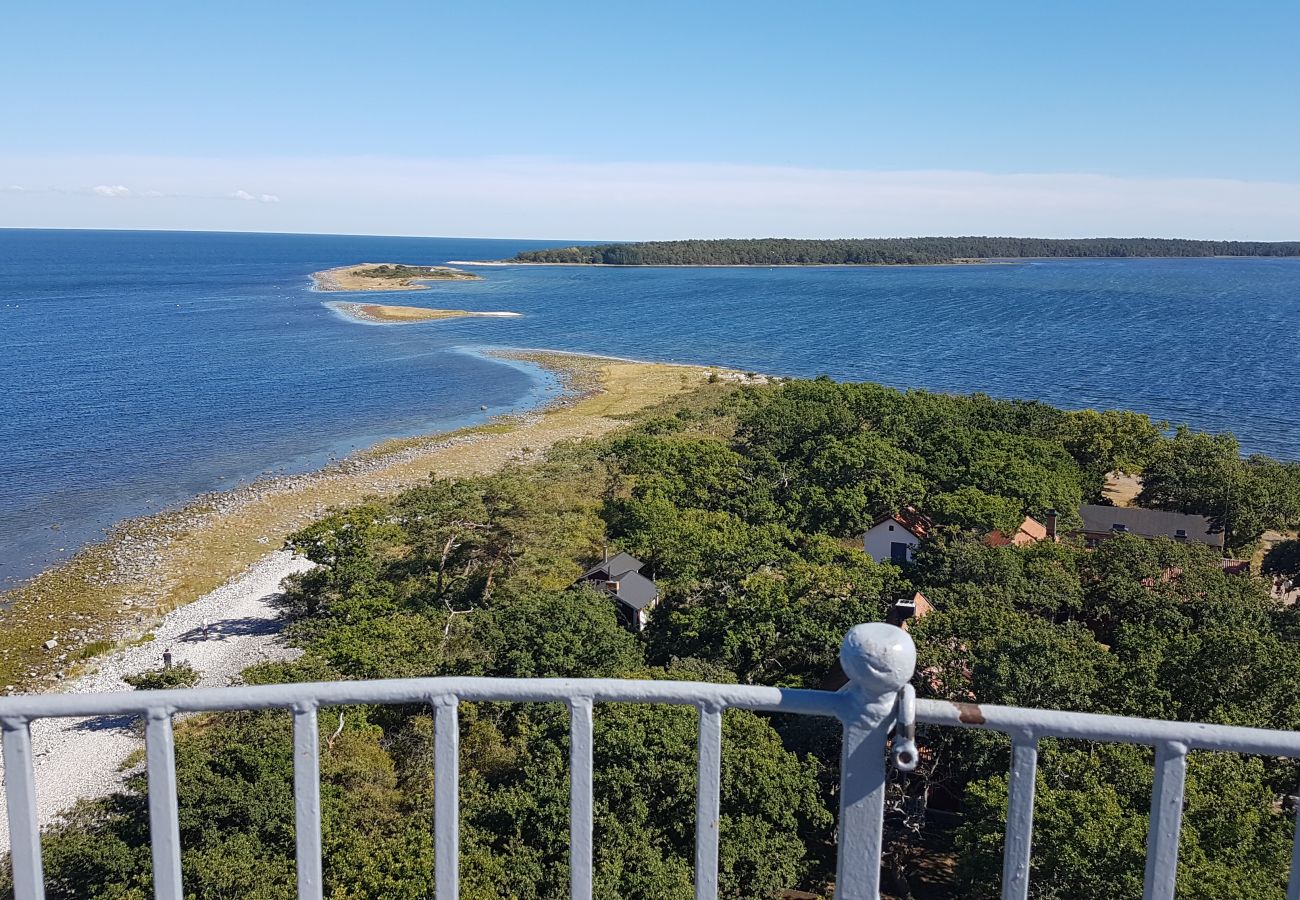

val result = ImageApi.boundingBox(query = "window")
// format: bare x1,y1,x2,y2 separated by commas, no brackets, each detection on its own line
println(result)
1112,524,1128,533
1174,529,1188,541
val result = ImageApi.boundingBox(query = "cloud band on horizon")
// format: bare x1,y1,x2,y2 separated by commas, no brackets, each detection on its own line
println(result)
1,155,1298,241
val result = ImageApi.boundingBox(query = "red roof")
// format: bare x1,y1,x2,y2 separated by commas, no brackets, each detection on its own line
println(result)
872,505,932,539
986,515,1048,547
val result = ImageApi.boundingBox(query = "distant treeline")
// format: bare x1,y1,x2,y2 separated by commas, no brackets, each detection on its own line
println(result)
510,237,1300,266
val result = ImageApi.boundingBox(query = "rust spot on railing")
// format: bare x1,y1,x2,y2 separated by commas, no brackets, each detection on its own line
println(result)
954,702,986,725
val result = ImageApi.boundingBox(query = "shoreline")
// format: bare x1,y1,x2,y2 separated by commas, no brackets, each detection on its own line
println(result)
447,255,1299,269
0,350,748,847
0,350,722,693
446,259,1002,268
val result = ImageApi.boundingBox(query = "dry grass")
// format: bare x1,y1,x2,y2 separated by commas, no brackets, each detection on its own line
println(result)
0,353,712,690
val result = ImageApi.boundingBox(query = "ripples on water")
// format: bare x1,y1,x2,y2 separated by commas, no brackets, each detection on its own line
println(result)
2,229,1297,583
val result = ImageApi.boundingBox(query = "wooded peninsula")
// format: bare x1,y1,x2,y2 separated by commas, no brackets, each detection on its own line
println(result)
508,237,1300,266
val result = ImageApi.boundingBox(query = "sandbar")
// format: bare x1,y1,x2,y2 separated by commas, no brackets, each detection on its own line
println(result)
328,301,522,324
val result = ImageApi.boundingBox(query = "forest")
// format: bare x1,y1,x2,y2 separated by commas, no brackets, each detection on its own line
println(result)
508,237,1300,266
22,378,1300,899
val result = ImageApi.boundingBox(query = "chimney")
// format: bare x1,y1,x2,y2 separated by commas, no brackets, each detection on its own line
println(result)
1045,509,1058,542
886,596,918,627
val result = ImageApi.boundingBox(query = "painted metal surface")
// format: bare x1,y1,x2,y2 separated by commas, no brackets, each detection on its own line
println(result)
568,698,594,900
292,703,323,900
1,718,44,900
2,622,1300,899
1142,741,1189,900
834,623,917,899
435,698,460,900
694,704,723,900
1001,737,1039,900
145,711,184,900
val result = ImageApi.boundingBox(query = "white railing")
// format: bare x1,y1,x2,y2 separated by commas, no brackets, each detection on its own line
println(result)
4,622,1300,899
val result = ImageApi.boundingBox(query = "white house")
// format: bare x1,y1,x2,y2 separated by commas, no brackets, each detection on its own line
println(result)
862,508,931,565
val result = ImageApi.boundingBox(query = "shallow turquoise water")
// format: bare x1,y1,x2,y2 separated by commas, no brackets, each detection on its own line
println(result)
2,229,1298,584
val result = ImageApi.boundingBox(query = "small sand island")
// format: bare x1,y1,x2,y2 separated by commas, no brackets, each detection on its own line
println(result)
328,302,522,324
312,262,482,292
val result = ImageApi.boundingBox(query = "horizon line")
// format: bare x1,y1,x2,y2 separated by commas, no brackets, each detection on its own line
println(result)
3,226,1299,244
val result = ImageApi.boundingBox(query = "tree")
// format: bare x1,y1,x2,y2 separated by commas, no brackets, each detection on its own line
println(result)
926,486,1025,536
1263,538,1300,580
1057,408,1164,499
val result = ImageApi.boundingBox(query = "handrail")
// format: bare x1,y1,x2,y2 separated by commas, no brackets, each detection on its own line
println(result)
2,622,1299,900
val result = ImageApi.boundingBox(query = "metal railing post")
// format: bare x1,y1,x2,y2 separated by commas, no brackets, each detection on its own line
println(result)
694,702,723,900
1142,741,1188,900
835,623,916,900
145,709,184,900
292,702,323,900
434,697,460,900
569,697,594,900
2,717,45,900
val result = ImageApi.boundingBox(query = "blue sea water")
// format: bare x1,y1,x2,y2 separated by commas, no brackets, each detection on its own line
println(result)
2,229,1299,586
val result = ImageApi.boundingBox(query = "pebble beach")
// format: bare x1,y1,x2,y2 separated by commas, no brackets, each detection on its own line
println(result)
0,550,314,852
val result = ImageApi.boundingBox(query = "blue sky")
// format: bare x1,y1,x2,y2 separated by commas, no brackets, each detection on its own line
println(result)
2,0,1298,239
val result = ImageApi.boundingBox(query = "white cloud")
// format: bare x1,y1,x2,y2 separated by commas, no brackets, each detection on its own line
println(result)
1,184,25,193
4,155,1299,240
229,189,280,203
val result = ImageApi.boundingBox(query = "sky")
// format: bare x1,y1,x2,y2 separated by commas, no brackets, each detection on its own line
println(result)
2,0,1298,240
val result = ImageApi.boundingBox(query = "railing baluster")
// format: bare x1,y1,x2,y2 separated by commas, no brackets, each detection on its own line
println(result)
2,717,45,900
435,698,460,900
145,710,183,900
1001,736,1038,900
695,704,723,900
836,624,916,900
1142,740,1188,900
1288,785,1300,900
569,698,594,900
293,703,323,900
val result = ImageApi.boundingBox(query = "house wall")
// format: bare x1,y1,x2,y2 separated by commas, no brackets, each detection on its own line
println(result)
863,521,920,564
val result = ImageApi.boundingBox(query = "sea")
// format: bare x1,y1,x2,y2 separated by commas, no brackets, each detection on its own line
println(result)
2,228,1298,587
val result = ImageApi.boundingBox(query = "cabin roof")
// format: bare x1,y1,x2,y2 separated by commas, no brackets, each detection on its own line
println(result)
582,552,643,581
1078,504,1223,547
609,571,659,610
579,552,659,610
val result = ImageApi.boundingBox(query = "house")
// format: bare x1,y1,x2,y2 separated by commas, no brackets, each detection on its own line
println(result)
576,551,659,632
985,514,1050,547
862,507,931,565
1075,504,1224,550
